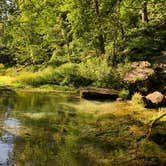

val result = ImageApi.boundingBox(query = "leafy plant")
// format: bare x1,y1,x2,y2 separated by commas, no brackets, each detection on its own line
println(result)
119,89,130,100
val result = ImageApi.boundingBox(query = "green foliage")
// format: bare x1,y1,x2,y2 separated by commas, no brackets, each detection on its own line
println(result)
0,63,4,69
49,49,68,66
55,63,92,87
132,92,145,108
14,67,57,87
14,64,92,87
119,89,130,100
79,58,121,88
0,0,165,89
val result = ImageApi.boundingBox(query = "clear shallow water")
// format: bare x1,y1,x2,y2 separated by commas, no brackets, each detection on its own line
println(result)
0,91,84,166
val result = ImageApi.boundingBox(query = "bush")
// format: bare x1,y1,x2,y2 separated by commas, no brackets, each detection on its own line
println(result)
0,63,5,74
119,89,130,100
0,63,4,69
14,59,122,89
131,92,145,108
56,63,92,87
49,49,68,66
15,63,92,87
79,58,121,89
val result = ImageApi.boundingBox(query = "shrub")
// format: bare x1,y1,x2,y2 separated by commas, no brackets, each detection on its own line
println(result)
49,49,68,66
0,63,5,74
56,63,92,87
0,63,5,69
79,58,121,88
119,89,130,100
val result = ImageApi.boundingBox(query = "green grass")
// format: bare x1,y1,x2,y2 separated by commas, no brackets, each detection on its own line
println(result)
0,76,14,85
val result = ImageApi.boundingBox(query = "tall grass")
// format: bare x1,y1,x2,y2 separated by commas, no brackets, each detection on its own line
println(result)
14,67,57,87
131,92,145,108
13,58,122,88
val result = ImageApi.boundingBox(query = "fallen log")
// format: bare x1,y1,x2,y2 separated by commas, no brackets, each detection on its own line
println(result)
147,109,166,139
80,88,119,100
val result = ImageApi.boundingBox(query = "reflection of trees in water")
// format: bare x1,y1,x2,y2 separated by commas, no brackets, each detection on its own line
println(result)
0,90,19,166
6,92,81,166
0,91,86,166
14,108,81,166
12,92,71,113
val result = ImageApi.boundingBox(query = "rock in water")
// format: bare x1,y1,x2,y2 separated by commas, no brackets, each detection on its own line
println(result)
145,91,166,108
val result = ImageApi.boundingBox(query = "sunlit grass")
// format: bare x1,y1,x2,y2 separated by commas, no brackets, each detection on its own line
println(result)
0,76,14,85
13,66,56,86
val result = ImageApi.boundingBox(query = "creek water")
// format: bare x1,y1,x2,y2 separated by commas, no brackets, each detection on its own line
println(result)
0,90,165,166
0,90,87,166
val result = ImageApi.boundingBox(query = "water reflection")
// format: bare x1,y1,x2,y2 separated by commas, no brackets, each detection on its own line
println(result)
0,91,83,166
1,90,165,166
0,99,20,166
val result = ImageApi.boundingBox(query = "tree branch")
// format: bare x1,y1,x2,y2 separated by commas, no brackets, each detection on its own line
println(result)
147,109,166,139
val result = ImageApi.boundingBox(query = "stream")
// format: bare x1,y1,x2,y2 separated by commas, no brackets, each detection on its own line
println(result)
0,90,165,166
0,90,83,166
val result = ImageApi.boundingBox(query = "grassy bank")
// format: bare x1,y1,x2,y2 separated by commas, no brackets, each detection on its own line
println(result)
0,58,126,92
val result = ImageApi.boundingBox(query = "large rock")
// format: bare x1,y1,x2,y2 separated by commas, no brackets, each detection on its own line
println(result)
152,51,166,95
123,61,156,94
145,91,166,108
80,88,119,100
123,61,154,83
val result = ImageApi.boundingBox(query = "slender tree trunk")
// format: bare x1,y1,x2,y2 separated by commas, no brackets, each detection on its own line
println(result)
93,0,105,54
98,34,105,54
142,1,148,23
93,0,99,15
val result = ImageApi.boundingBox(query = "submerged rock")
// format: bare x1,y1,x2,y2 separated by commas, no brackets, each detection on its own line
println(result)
80,88,119,100
145,91,166,108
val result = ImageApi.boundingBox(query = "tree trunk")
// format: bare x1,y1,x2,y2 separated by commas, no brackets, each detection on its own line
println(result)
93,0,99,15
98,34,105,54
93,0,105,54
142,1,148,23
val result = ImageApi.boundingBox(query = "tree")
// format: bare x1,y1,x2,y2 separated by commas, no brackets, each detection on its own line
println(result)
142,1,148,23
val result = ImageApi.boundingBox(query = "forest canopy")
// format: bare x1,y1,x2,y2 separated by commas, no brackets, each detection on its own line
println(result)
0,0,165,66
0,0,165,89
